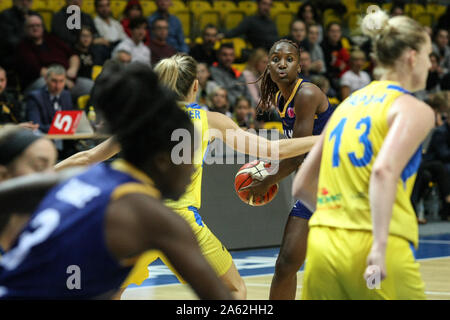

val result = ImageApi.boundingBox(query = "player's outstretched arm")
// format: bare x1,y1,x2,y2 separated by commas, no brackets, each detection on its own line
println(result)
292,133,325,212
105,194,233,300
206,110,319,160
55,137,120,171
0,167,85,215
365,94,434,282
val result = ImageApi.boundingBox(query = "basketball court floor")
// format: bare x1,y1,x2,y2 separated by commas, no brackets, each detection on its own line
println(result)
122,233,450,300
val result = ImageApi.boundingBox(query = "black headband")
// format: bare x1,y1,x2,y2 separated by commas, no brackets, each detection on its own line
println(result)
0,129,42,166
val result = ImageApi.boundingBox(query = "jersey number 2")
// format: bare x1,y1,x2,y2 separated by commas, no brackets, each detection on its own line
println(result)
329,116,373,168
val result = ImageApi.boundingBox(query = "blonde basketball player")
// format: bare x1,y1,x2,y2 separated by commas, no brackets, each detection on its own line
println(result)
292,10,434,299
56,54,319,299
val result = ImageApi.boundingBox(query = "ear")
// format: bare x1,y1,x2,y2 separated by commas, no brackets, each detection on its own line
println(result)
152,152,171,174
192,79,199,94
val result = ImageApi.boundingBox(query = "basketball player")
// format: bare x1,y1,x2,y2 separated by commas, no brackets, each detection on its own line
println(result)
54,53,320,299
0,126,57,255
241,39,335,299
0,64,233,299
293,10,433,299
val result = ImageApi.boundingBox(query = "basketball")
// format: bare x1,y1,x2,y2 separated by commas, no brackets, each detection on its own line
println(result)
234,160,279,206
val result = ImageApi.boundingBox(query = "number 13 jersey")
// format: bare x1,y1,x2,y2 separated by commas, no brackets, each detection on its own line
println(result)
310,81,422,248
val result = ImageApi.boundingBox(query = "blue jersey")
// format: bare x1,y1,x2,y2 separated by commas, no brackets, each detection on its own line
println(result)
275,78,335,139
0,160,160,299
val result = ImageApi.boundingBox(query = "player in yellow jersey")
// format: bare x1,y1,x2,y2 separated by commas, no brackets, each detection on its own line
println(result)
292,9,434,299
55,54,320,299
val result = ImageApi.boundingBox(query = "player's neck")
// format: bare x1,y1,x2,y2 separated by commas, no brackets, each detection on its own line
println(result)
279,78,299,99
379,71,413,92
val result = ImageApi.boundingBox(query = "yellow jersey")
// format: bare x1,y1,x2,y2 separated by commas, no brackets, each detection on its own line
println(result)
164,102,210,210
310,81,422,247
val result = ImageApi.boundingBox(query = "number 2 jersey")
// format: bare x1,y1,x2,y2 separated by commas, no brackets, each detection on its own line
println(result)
310,81,422,247
0,160,161,299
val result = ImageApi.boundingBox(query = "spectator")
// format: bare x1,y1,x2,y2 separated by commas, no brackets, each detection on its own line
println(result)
112,49,132,64
310,74,339,105
242,48,268,106
190,24,219,66
207,86,232,117
339,50,371,100
210,43,253,108
93,0,127,49
233,96,256,129
149,17,176,65
219,0,279,51
121,0,150,45
148,0,189,53
432,28,450,75
390,2,405,17
297,1,323,43
0,66,38,130
195,62,218,107
0,0,39,74
306,23,326,74
25,65,74,134
74,26,108,79
287,20,308,52
17,14,94,101
427,52,443,93
298,50,313,81
413,92,450,222
112,17,151,66
52,0,107,49
321,22,350,90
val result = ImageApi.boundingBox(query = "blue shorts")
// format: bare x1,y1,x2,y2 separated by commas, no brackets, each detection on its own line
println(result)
289,200,313,220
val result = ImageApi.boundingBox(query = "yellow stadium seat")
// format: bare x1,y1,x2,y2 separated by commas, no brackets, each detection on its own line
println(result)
270,2,287,19
141,0,157,17
77,95,90,110
341,0,356,12
415,13,433,28
189,0,212,19
274,11,294,37
405,3,425,19
198,10,220,32
346,10,361,34
286,1,302,15
31,0,49,11
51,0,66,12
0,0,12,12
81,0,95,17
91,65,103,81
263,121,283,134
381,3,392,13
212,0,237,14
37,9,53,32
110,0,127,20
323,8,342,28
173,9,191,38
224,10,245,30
169,0,187,13
427,4,446,21
238,1,257,16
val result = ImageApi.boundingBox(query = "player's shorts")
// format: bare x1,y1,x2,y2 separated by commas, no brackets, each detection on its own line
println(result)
122,206,233,288
289,200,313,220
302,226,426,300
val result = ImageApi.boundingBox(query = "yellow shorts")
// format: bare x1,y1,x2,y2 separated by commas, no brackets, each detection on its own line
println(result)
302,226,425,300
122,206,233,288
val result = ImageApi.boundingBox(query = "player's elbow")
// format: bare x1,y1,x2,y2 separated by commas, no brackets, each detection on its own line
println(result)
371,163,396,184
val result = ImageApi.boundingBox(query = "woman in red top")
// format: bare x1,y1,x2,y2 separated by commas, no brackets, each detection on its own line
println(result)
120,0,150,46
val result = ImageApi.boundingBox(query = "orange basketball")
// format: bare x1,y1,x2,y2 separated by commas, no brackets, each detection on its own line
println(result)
234,160,279,206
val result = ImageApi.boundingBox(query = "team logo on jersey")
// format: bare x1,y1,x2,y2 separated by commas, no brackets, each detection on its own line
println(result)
317,191,342,209
286,107,295,119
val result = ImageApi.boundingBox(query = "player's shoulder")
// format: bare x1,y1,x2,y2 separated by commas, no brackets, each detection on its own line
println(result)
295,81,327,112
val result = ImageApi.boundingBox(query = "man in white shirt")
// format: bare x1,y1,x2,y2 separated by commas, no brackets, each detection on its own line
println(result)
112,17,151,66
340,50,371,100
93,0,127,47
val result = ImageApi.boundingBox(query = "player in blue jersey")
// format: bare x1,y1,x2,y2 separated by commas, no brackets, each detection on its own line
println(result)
241,39,335,299
0,63,233,299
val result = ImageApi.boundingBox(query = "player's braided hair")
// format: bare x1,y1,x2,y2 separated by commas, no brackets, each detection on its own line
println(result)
93,61,194,168
256,39,301,113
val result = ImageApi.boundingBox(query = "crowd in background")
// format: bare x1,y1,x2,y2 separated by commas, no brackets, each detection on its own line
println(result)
0,0,449,219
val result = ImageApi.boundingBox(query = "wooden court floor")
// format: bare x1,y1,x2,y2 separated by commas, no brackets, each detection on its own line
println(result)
122,256,450,300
